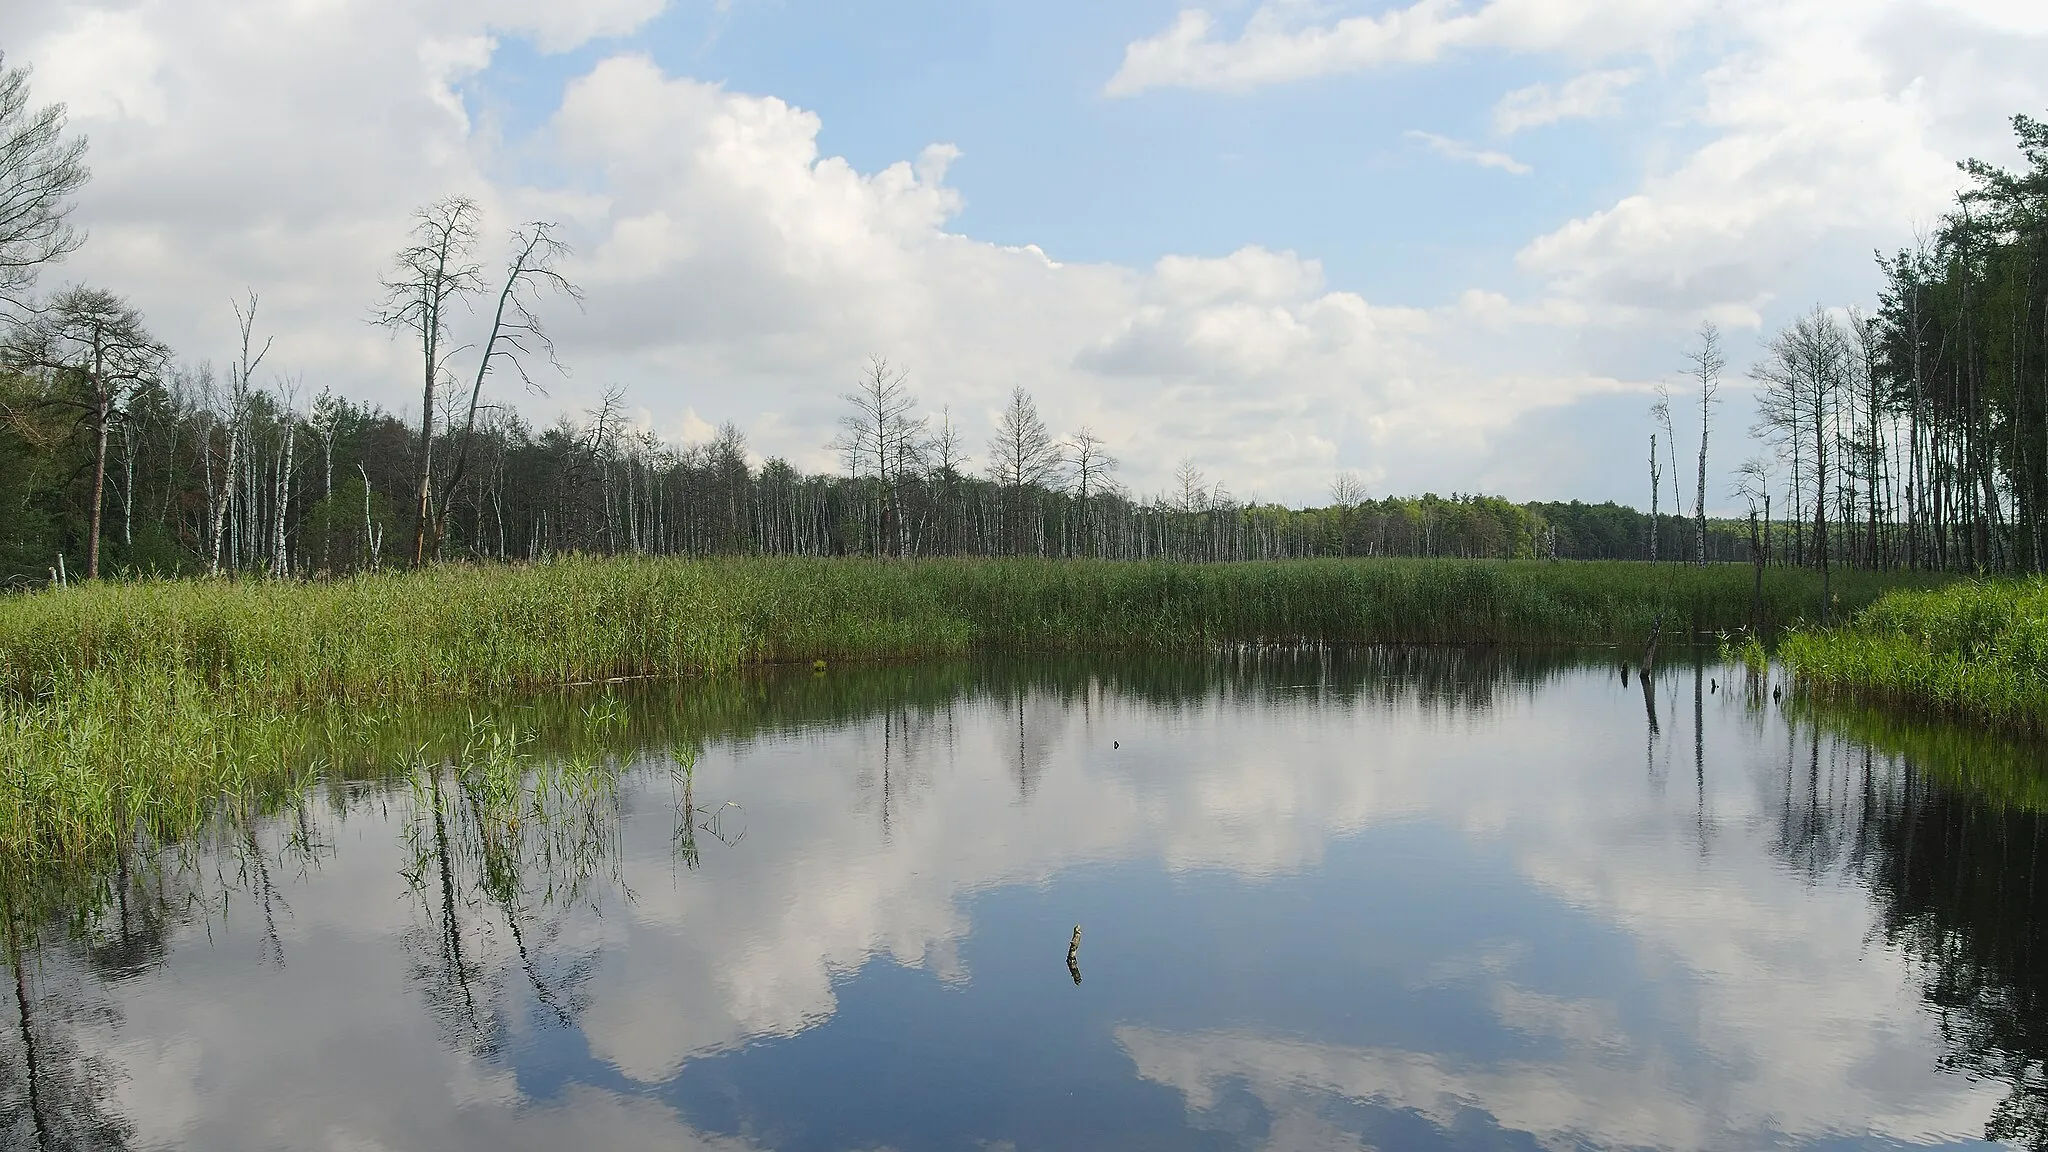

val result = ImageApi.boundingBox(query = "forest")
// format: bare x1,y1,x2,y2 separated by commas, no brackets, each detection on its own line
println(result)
1,48,2045,585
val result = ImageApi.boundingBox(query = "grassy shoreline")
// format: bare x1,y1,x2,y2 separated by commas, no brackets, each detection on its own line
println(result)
0,556,1944,878
1781,577,2048,733
0,555,1939,700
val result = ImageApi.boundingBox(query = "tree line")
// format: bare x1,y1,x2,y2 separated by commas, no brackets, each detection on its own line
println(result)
1661,112,2048,591
13,53,2025,585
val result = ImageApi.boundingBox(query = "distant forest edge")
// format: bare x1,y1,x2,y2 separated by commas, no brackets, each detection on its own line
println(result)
2,50,2047,583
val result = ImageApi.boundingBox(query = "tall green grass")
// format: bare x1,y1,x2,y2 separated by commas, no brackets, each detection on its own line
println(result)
0,556,1940,701
1781,577,2048,732
0,556,1940,885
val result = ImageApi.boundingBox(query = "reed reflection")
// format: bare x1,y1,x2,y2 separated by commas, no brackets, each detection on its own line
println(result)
6,651,2042,1150
1766,694,2048,1149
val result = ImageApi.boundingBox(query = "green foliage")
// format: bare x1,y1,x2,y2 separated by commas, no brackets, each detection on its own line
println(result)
1782,579,2048,731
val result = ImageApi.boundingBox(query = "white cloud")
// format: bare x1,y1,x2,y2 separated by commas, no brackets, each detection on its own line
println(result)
7,0,2048,506
1493,67,1642,134
1107,0,2048,340
485,0,670,54
1105,0,1708,95
1515,1,2048,324
1405,129,1534,174
0,3,1629,501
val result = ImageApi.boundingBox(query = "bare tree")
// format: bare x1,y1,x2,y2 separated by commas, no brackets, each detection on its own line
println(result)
1065,426,1118,555
831,356,925,555
437,221,579,550
987,386,1063,490
374,196,483,567
4,285,165,578
1172,457,1210,514
1647,432,1661,561
1754,305,1850,620
1650,382,1680,561
1688,321,1724,566
1734,455,1775,625
206,293,271,576
986,386,1062,554
1847,306,1887,568
0,54,90,312
928,405,970,484
1329,473,1366,510
1066,426,1117,501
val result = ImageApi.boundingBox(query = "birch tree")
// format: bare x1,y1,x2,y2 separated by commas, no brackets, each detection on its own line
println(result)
987,386,1062,554
1688,321,1723,566
1754,306,1850,618
206,293,271,576
832,357,924,555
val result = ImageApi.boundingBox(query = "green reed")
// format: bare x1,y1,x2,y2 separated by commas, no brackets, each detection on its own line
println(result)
1780,578,2048,732
0,555,1938,886
0,556,1939,700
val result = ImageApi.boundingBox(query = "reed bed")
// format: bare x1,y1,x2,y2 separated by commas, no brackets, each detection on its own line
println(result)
0,556,1937,883
0,556,1936,702
1781,577,2048,732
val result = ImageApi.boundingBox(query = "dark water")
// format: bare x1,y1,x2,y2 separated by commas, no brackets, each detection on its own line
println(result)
6,651,2047,1150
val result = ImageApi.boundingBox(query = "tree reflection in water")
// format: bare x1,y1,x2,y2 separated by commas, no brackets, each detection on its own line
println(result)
9,651,2048,1148
1770,697,2048,1148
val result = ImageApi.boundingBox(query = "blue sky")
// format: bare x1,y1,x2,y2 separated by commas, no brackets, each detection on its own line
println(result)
7,0,2046,505
472,0,1656,308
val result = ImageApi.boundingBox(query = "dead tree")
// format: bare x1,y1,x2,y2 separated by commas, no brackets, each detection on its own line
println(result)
986,386,1063,554
207,293,271,576
374,196,482,567
1065,426,1118,556
1688,322,1723,566
831,356,925,556
437,221,579,550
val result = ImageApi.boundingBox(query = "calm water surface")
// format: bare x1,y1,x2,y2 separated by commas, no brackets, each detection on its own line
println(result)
4,652,2044,1150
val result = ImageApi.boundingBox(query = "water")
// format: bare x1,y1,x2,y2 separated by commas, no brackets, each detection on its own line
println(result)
4,651,2043,1150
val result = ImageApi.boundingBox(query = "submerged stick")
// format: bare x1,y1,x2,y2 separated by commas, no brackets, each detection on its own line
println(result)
1641,611,1666,679
1067,924,1082,985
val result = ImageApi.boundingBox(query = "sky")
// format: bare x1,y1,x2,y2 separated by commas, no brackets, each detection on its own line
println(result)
2,0,2045,508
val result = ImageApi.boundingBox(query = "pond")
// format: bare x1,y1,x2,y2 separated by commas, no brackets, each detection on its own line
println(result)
3,650,2044,1151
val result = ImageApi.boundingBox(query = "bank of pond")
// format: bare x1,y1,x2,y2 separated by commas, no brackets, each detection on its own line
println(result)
0,555,2031,890
6,648,2048,1150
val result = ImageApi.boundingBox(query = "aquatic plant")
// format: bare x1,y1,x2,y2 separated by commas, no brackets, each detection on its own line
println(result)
0,557,1943,906
0,556,1941,702
1781,577,2048,732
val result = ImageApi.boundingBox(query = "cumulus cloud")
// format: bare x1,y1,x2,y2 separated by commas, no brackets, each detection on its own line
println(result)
1493,68,1642,134
1404,129,1533,174
1107,0,2048,341
1105,0,1707,95
0,1,1636,501
1515,2,2048,325
8,0,2048,506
